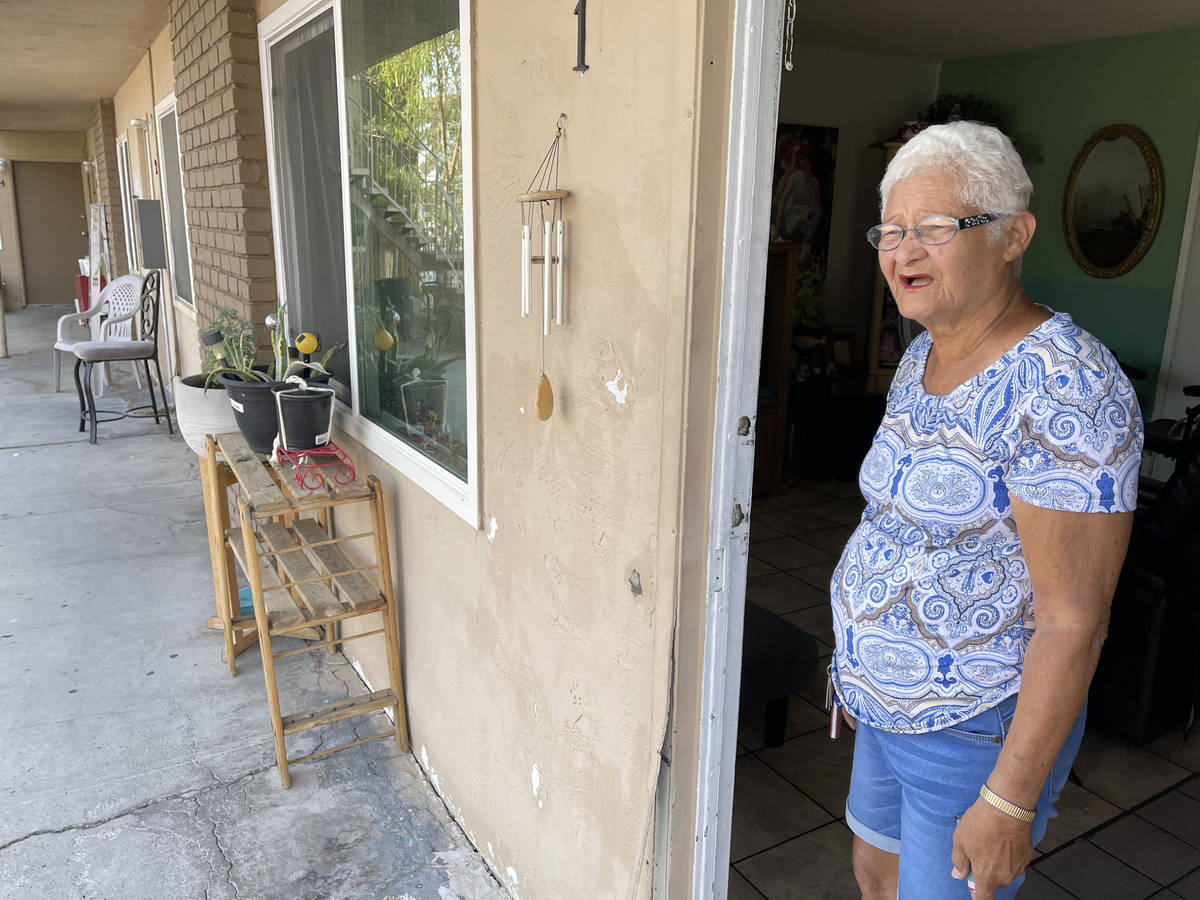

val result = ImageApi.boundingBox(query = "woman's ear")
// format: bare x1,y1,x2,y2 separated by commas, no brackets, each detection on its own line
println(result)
1003,211,1037,262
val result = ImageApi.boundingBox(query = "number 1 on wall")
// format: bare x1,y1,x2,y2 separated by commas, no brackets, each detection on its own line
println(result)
573,0,589,73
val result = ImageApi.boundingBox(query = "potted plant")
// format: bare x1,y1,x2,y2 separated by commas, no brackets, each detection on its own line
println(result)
174,307,251,455
203,305,343,453
395,293,462,431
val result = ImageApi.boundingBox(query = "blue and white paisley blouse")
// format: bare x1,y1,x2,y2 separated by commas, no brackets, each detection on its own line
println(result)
830,311,1143,733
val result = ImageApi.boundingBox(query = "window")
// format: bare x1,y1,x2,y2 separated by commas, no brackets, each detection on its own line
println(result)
154,97,194,305
265,6,350,397
115,135,139,272
260,0,477,524
341,0,474,493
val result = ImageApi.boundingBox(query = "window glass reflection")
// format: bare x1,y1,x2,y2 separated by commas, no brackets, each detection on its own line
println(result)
343,1,467,479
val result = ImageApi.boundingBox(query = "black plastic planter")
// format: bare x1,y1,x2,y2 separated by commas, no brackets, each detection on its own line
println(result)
218,372,284,453
274,382,335,451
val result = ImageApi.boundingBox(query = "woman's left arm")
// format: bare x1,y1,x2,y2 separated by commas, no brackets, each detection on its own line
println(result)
952,496,1133,900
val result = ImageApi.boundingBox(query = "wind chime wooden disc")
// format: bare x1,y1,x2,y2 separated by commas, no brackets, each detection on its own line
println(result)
535,373,554,420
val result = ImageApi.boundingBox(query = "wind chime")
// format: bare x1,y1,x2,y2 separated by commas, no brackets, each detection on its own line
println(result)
518,114,570,420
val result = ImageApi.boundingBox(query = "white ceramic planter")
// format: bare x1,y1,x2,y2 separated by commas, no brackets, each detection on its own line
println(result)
174,374,238,455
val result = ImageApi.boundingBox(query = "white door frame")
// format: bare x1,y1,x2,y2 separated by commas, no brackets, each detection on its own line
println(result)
691,0,785,896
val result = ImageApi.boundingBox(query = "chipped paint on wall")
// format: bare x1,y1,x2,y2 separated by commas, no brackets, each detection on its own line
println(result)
487,517,499,543
531,763,544,809
605,368,629,404
628,569,643,597
420,745,442,793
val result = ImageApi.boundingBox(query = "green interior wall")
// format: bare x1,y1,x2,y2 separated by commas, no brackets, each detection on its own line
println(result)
939,25,1200,411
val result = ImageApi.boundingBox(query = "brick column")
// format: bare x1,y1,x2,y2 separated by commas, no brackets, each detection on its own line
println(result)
169,0,276,333
89,100,129,276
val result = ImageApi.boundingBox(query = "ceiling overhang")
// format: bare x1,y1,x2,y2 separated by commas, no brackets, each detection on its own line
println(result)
0,0,169,134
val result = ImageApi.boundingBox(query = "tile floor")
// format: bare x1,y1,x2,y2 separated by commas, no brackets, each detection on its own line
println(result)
731,479,1200,899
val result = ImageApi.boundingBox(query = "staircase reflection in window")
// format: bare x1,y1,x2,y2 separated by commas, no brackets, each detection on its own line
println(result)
344,2,467,480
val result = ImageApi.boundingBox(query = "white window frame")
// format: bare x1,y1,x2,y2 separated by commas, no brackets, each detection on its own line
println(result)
260,0,480,528
259,0,340,377
154,93,197,308
115,133,139,271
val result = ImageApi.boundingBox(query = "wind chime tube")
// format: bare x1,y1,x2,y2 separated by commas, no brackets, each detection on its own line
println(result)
555,219,565,325
543,220,552,337
521,224,532,317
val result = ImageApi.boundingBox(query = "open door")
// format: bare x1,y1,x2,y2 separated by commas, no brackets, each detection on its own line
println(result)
683,0,786,896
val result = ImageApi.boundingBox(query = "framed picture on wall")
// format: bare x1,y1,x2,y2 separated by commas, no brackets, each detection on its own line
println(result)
770,123,838,269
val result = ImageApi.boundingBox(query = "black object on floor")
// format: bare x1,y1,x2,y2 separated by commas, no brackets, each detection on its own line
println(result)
740,600,820,747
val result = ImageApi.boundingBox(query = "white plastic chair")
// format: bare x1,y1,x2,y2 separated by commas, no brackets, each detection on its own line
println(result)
53,274,145,396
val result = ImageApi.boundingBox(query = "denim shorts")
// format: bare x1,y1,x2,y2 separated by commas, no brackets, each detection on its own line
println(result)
845,695,1086,899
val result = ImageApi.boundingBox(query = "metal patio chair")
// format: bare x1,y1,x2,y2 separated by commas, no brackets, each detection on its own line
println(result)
71,270,173,444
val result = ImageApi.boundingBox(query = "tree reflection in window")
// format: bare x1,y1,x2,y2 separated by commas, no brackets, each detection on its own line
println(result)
344,6,467,480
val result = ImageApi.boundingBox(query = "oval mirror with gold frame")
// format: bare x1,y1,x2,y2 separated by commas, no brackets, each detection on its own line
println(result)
1063,124,1163,279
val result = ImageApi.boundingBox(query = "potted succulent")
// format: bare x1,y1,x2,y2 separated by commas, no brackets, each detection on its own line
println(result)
203,305,343,453
173,307,251,455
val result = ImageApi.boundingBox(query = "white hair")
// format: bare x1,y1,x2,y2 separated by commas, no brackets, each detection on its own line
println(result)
879,122,1032,243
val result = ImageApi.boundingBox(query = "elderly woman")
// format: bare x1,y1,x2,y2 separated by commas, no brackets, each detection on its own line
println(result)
831,121,1142,900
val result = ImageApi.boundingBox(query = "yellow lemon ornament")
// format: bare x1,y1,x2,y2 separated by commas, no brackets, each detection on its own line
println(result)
296,332,320,355
374,329,395,351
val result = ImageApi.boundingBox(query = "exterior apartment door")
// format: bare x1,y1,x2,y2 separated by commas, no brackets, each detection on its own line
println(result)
13,162,87,304
683,0,786,896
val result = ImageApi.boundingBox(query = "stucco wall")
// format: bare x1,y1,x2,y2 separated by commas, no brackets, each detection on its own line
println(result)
109,25,198,381
255,0,287,22
114,56,155,203
0,156,25,310
0,131,87,162
269,1,713,896
111,24,176,201
152,26,176,101
939,25,1200,411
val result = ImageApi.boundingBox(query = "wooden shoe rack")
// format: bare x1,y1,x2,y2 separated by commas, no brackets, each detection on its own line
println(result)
200,431,408,787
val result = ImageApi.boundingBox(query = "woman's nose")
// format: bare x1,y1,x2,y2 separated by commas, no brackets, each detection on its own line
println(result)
892,231,928,264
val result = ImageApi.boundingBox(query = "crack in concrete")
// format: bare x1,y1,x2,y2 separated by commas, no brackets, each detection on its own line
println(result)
0,762,276,854
206,800,240,899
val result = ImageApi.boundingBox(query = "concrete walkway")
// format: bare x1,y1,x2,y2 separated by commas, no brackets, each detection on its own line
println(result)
0,304,505,899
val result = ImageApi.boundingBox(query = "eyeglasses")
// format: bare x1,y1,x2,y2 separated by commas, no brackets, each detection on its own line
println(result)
866,213,1004,251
